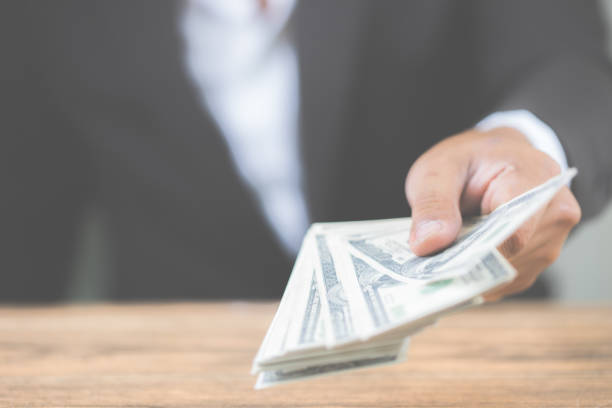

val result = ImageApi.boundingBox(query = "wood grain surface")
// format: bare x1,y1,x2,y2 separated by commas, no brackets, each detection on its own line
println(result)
0,302,610,407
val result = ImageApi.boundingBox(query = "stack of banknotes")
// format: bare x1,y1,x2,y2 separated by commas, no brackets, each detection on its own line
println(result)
252,168,577,389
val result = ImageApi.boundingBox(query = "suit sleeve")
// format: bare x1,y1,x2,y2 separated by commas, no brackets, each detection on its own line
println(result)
471,0,612,220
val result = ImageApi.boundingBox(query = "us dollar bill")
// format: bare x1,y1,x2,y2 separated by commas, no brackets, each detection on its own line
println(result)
255,339,410,389
345,249,514,340
253,168,577,388
345,169,577,282
312,233,356,345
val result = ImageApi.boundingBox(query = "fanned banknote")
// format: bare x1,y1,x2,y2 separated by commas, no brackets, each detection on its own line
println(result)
253,169,577,388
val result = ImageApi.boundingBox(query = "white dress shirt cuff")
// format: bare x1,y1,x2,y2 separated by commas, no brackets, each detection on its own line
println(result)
475,109,568,171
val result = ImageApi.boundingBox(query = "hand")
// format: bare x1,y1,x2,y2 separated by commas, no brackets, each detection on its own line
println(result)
405,127,581,300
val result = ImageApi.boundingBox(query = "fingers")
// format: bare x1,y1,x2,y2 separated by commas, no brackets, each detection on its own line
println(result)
406,149,469,256
484,243,556,301
547,187,582,230
481,165,546,259
485,187,581,301
497,186,580,260
483,271,541,302
497,212,542,259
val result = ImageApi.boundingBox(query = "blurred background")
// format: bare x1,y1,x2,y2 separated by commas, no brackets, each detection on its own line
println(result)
3,0,612,302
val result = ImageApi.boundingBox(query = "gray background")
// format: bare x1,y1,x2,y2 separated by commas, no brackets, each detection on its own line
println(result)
67,1,612,302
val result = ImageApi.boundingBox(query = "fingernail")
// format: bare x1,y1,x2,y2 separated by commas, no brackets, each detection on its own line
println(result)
413,220,443,245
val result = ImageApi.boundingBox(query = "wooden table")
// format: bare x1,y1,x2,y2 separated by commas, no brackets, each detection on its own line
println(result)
0,302,610,407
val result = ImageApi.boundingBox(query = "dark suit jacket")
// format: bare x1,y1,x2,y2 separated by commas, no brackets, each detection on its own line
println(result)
2,1,612,301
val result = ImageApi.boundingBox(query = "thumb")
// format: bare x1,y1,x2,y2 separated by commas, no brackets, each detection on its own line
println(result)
406,155,468,256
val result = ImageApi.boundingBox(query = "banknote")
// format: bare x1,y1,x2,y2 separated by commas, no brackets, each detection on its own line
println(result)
312,233,355,345
252,230,317,367
344,168,577,282
254,248,512,386
255,339,410,389
253,168,577,388
342,249,514,340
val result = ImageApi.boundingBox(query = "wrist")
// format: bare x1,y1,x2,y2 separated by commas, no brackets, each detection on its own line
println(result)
476,110,568,171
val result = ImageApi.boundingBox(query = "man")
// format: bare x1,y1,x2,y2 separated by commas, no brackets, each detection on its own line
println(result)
2,1,611,301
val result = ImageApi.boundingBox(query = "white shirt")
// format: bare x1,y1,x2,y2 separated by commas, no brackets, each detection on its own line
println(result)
180,0,568,254
181,0,307,254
